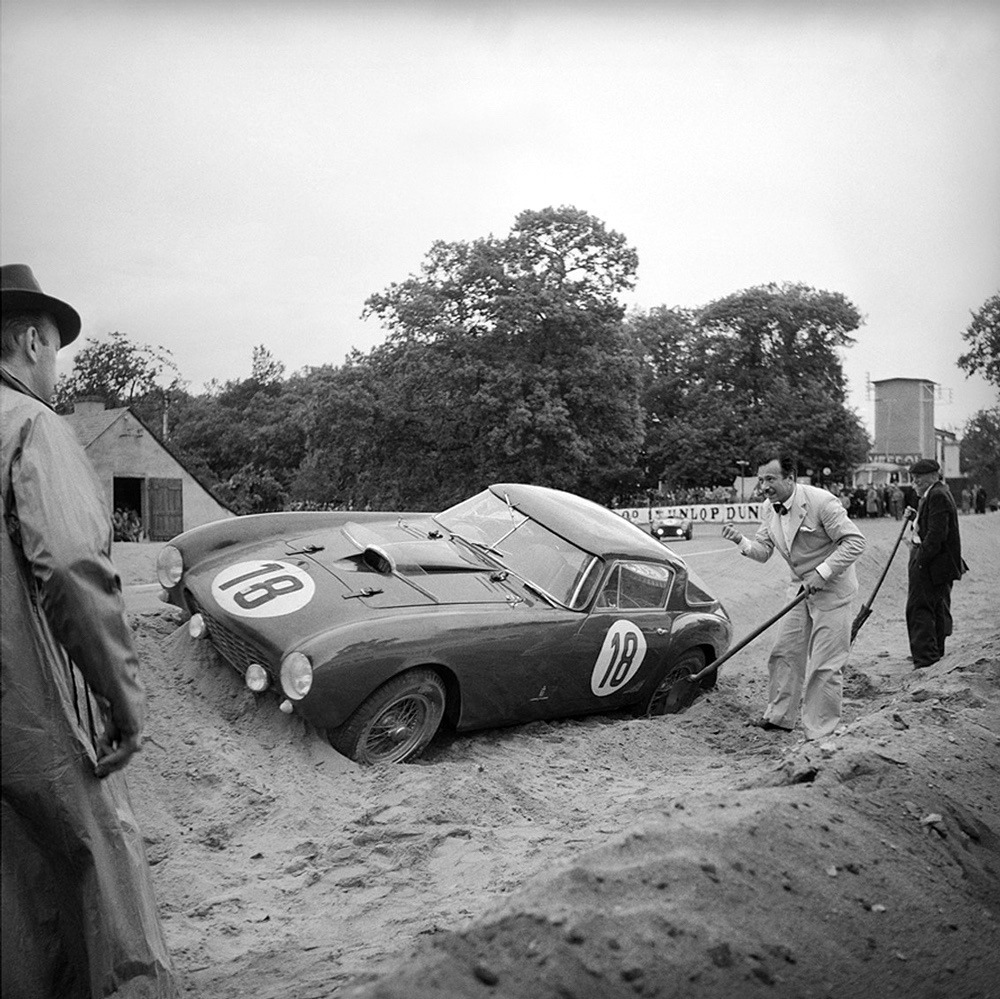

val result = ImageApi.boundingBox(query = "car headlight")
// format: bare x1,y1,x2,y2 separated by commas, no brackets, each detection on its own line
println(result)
245,663,270,693
280,652,313,700
156,545,184,588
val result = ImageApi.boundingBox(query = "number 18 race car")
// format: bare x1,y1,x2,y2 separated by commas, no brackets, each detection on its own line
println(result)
157,484,732,764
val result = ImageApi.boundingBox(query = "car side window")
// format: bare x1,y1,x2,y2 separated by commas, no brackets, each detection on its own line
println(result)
596,562,673,610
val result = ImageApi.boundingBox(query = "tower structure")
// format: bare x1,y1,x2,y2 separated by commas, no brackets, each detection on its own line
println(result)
870,377,935,463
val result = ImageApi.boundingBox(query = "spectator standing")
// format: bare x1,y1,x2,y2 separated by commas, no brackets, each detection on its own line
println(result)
889,484,905,520
1,265,177,997
865,485,879,518
961,485,972,515
905,458,966,669
974,485,987,515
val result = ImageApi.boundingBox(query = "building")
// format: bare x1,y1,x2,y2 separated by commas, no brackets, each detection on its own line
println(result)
854,377,964,494
64,399,234,541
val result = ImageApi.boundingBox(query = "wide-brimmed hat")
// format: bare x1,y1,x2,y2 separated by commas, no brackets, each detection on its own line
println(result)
1,264,81,347
910,458,940,476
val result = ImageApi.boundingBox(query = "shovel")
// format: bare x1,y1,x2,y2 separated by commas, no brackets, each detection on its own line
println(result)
850,506,916,643
656,588,808,715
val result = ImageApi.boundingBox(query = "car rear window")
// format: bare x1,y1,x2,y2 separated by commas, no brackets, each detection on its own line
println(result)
684,567,719,607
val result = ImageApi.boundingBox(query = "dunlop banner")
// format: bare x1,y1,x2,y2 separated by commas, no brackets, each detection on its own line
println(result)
614,503,763,526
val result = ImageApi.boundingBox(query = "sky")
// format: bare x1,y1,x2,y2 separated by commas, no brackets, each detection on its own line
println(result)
3,0,998,437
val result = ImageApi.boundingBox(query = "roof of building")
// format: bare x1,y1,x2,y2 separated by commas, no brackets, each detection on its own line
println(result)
62,404,235,514
63,406,129,448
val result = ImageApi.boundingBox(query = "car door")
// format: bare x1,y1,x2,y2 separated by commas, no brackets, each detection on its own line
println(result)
558,560,677,713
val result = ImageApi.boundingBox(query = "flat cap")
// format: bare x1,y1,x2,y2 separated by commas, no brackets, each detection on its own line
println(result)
910,458,940,475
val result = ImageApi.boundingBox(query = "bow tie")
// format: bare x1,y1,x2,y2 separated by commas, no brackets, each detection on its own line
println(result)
773,503,789,515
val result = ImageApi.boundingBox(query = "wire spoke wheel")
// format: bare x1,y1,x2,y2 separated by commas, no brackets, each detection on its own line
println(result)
362,693,437,761
330,668,446,765
645,649,706,717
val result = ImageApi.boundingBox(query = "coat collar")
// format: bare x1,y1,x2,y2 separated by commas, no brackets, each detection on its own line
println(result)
0,365,54,409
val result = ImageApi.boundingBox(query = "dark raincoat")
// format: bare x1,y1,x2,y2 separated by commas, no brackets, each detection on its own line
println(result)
1,368,177,998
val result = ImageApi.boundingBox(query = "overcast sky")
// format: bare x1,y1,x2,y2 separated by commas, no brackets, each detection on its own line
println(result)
3,0,998,436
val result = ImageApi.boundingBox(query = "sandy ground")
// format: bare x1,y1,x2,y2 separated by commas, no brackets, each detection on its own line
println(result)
114,513,1000,998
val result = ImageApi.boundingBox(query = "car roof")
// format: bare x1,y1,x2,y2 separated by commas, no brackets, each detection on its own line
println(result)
489,484,683,564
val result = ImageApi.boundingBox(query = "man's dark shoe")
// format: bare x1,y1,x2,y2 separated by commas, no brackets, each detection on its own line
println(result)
912,658,940,669
748,718,793,732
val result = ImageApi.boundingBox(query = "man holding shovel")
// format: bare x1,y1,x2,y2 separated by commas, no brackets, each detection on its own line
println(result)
721,450,866,740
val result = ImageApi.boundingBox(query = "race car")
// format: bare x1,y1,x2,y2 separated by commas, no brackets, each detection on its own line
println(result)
157,483,731,764
651,514,694,542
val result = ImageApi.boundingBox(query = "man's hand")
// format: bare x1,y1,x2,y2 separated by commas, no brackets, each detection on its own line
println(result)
95,719,143,778
721,522,744,545
802,570,827,594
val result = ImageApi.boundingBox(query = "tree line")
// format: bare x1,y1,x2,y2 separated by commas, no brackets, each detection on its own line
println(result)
54,207,999,514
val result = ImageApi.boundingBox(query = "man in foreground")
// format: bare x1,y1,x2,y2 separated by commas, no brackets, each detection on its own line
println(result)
906,458,964,669
721,450,866,741
1,264,177,997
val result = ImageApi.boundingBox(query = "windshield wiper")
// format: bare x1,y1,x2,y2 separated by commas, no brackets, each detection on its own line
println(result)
448,532,507,561
522,580,566,609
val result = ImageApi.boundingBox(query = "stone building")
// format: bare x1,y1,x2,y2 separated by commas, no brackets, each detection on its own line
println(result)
855,377,963,493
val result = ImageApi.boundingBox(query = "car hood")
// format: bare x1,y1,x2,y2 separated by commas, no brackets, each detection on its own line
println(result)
288,519,514,609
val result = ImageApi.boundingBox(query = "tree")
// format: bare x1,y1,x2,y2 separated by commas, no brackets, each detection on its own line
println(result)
251,345,286,386
54,330,180,411
629,284,870,490
960,406,1000,500
957,292,1000,388
355,206,645,507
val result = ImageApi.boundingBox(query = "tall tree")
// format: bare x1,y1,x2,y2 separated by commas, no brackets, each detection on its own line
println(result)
960,406,1000,500
53,330,180,412
957,291,1000,388
630,284,869,490
355,206,644,507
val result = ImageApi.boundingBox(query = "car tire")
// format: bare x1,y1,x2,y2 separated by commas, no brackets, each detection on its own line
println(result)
328,668,446,765
685,527,693,540
643,648,706,717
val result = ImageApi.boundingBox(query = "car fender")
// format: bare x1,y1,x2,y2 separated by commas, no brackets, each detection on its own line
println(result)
663,611,732,675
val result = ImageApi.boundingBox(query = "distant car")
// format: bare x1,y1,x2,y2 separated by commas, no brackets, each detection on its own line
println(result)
651,515,694,542
157,484,731,764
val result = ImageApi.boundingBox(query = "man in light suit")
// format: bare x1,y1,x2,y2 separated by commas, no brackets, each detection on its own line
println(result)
721,450,866,740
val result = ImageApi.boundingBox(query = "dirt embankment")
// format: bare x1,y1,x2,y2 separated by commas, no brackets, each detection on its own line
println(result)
116,514,1000,998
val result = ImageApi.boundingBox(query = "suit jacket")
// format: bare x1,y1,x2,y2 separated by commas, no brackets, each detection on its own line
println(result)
745,483,866,601
915,480,964,584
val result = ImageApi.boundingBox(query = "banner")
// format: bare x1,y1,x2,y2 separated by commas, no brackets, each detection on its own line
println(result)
614,503,763,525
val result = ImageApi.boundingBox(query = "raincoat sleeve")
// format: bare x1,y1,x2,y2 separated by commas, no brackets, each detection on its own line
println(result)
10,409,146,737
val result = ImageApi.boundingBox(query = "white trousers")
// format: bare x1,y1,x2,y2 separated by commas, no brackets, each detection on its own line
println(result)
763,585,853,740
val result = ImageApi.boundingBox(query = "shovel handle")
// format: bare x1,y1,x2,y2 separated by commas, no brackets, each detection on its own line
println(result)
685,588,808,683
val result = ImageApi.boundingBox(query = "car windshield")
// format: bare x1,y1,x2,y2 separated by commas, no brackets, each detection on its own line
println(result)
434,490,601,609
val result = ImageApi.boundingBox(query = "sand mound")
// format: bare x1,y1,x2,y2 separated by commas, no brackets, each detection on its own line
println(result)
119,516,1000,997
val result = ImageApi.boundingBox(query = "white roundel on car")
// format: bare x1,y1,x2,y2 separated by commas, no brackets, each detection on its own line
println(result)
591,620,647,697
211,560,316,618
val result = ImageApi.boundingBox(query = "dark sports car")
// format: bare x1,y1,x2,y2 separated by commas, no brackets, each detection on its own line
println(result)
651,514,694,542
157,484,732,764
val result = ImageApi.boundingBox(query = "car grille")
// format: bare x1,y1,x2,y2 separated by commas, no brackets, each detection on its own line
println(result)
186,592,273,675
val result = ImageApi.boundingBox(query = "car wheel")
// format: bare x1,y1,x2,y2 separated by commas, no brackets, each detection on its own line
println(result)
643,649,706,717
328,668,446,765
685,527,693,540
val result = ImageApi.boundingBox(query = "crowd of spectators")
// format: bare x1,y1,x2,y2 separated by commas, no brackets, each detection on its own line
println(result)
112,507,144,542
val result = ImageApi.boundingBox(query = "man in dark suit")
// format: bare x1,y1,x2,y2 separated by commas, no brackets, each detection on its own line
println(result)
906,458,965,668
722,450,866,740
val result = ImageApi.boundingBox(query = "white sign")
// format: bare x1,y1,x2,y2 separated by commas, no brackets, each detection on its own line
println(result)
614,503,763,525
